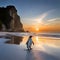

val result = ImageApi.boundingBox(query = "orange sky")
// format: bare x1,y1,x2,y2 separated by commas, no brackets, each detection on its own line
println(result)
19,6,60,33
23,24,36,32
23,14,60,33
23,22,60,33
39,25,60,33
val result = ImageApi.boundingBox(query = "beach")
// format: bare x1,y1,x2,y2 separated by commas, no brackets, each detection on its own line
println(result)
0,32,60,60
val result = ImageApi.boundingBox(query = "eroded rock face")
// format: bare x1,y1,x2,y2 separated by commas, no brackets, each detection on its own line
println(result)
0,5,24,32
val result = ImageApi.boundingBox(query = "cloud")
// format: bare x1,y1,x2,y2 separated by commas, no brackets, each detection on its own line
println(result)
37,12,48,23
23,9,55,26
32,9,55,25
48,18,60,22
32,12,48,25
44,18,60,25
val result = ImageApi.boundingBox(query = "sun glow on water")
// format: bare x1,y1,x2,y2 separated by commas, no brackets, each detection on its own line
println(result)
36,36,39,42
33,36,45,51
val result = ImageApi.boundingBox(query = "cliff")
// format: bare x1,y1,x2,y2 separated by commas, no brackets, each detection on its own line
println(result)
0,5,24,32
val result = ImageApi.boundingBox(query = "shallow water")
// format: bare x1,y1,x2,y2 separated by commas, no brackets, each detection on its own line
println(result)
0,32,60,60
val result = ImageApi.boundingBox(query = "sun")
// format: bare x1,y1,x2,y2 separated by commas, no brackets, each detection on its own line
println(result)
36,28,39,31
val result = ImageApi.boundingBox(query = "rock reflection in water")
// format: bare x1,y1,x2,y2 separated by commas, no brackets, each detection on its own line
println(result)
6,35,23,44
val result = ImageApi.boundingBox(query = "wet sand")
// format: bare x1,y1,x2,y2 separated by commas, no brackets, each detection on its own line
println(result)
0,44,59,60
0,32,60,60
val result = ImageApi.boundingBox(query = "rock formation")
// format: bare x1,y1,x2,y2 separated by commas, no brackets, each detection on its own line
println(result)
0,5,24,32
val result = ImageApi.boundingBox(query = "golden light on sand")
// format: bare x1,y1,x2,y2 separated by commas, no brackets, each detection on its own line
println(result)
36,36,39,42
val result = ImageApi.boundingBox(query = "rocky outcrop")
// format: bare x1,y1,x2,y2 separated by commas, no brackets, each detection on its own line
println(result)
0,5,24,32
